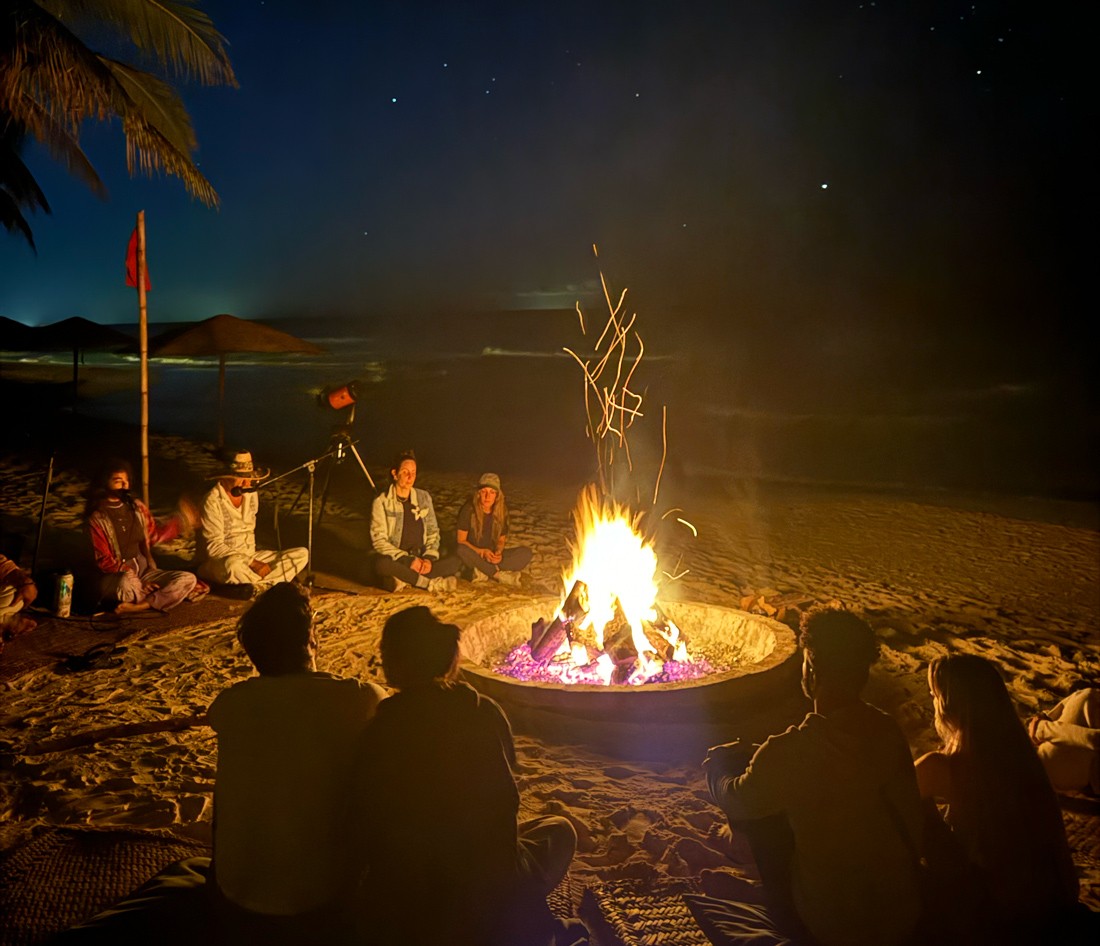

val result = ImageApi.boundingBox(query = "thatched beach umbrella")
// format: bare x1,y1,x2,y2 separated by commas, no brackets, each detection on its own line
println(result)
0,316,37,350
150,313,325,447
31,317,137,409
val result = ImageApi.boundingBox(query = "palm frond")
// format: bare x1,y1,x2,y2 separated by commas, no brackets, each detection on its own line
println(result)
121,109,218,207
3,3,121,131
0,125,49,249
6,96,106,195
38,0,238,87
0,188,40,250
105,57,197,154
1,125,54,208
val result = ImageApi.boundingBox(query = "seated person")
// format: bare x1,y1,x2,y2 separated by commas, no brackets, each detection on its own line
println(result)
83,459,204,615
53,582,386,943
916,654,1081,944
703,607,923,946
368,450,461,593
454,473,533,585
0,553,37,653
1028,687,1100,795
198,451,308,588
350,606,579,946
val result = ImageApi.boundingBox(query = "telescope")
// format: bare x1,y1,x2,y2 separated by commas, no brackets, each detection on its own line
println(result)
319,380,361,413
265,380,376,584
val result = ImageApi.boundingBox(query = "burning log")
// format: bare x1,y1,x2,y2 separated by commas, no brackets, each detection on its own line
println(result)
530,580,590,662
603,602,639,684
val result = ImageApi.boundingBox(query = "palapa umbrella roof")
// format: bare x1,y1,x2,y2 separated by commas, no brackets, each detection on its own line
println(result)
15,317,137,412
33,317,136,354
0,316,38,350
150,313,324,357
149,313,325,447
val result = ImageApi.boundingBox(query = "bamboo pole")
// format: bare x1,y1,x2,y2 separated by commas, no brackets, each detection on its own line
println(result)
137,211,150,508
217,353,226,449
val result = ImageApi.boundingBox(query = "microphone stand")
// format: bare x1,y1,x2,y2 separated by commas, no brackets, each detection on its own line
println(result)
263,444,342,580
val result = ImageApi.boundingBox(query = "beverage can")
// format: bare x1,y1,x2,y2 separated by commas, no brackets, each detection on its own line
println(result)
55,571,73,618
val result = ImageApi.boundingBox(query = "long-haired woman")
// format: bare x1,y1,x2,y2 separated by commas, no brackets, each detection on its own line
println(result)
916,653,1080,942
454,473,532,584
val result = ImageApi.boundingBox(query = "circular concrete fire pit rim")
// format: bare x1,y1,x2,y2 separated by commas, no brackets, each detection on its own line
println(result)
459,597,799,695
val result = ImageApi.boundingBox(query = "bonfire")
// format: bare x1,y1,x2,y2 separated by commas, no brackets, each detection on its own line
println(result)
494,248,713,686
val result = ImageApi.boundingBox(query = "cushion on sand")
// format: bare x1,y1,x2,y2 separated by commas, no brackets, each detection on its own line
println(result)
683,894,795,946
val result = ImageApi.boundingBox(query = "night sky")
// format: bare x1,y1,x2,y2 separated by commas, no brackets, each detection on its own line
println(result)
1,1,1087,387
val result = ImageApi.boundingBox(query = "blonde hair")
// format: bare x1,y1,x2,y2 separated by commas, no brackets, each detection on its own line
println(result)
468,484,506,547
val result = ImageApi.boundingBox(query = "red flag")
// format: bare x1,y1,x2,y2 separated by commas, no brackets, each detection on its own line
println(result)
125,228,151,290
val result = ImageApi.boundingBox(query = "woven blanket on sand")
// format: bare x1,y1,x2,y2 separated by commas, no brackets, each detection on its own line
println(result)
579,877,707,946
0,826,210,946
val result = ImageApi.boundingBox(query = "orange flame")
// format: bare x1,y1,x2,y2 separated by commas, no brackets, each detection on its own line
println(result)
556,485,682,682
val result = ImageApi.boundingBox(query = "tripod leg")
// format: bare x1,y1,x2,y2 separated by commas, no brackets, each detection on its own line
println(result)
348,444,376,489
316,456,337,527
32,453,55,575
288,477,310,514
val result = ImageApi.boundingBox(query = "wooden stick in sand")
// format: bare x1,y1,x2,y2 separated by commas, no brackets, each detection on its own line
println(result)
20,713,208,757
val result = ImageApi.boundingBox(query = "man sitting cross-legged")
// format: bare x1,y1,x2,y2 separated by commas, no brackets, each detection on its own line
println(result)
699,607,924,946
198,450,308,591
52,582,385,944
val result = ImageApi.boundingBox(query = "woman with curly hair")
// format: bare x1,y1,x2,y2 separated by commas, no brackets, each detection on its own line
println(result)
83,459,204,614
916,653,1080,943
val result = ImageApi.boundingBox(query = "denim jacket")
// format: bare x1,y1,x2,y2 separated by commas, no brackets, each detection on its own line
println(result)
369,486,441,560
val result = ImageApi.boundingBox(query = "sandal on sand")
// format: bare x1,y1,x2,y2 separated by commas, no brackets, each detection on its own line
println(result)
56,642,128,674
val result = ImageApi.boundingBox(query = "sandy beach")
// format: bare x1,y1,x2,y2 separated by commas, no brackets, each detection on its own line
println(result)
1,399,1098,941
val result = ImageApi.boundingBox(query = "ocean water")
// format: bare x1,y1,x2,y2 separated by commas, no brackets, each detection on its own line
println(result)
6,317,1097,503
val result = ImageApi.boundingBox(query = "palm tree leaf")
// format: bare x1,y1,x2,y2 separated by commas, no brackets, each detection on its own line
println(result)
37,0,238,87
104,56,197,155
0,126,55,210
0,189,40,250
5,98,106,196
2,2,120,131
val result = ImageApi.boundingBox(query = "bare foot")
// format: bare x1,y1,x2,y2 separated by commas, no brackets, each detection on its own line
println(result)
1,615,37,642
113,600,152,615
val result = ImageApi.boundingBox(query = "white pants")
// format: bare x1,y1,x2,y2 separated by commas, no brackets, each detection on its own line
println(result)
199,547,309,586
1,584,25,623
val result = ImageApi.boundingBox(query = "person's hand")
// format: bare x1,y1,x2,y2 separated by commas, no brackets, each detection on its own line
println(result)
1027,716,1045,745
178,497,200,533
478,548,494,562
703,740,754,777
419,558,433,575
250,560,273,578
19,577,37,606
487,549,503,565
141,580,161,596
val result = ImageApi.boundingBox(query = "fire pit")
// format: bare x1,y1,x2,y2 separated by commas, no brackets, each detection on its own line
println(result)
460,598,803,760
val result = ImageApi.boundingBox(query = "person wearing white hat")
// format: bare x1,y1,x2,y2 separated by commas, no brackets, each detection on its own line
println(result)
454,472,532,585
198,451,308,589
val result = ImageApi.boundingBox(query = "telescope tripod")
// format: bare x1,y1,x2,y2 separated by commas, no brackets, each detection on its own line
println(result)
271,426,376,582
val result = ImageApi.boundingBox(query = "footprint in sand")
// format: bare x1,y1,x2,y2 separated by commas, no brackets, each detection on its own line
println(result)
602,764,645,780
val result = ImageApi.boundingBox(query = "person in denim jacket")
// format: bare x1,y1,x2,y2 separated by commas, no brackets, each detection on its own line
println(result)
369,450,461,593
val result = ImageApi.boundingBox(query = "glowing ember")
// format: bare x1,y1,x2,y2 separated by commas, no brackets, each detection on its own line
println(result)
495,642,720,686
494,484,713,686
